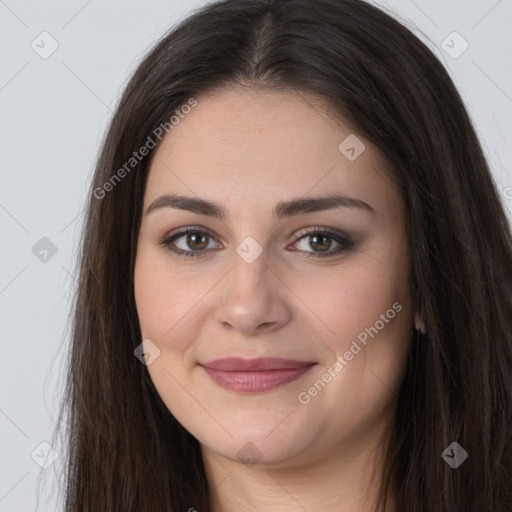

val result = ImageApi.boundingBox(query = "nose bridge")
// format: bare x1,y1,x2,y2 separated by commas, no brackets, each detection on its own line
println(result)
227,242,271,302
214,239,289,333
226,229,269,285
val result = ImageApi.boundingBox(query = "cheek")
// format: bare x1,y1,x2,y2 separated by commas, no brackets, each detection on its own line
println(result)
133,252,216,436
292,264,411,439
295,252,410,349
134,248,192,346
301,242,412,399
134,246,222,358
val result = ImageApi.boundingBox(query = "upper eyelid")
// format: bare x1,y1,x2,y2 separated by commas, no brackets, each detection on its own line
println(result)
165,226,221,244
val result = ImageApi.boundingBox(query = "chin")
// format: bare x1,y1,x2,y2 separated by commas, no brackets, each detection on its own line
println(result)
197,416,321,468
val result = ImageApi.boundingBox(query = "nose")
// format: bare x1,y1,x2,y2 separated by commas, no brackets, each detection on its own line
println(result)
214,248,291,336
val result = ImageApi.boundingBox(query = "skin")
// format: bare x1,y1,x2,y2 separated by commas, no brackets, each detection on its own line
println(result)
134,87,415,512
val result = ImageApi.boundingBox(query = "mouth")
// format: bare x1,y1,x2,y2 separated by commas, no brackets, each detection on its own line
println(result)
199,357,317,393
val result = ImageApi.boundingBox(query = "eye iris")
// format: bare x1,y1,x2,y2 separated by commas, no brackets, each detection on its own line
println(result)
310,233,331,252
187,232,208,250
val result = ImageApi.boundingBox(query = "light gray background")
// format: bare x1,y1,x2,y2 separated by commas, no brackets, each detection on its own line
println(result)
1,0,511,510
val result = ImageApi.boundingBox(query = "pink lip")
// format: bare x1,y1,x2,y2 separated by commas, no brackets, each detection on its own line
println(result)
199,357,316,393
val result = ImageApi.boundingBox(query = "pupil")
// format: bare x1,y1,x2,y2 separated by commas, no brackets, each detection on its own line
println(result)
311,234,330,252
188,232,208,250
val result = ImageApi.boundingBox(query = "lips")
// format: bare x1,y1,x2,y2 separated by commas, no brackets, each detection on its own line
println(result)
199,357,316,393
201,357,314,371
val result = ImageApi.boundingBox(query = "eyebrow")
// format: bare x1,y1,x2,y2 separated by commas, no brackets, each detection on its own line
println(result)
145,193,374,219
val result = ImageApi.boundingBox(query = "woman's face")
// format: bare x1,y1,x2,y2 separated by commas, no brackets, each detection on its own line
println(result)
134,87,413,467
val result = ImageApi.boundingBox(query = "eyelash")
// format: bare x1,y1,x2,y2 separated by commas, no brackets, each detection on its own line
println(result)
158,226,354,259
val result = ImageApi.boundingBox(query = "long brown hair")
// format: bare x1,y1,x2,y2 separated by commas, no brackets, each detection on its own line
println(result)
57,0,512,510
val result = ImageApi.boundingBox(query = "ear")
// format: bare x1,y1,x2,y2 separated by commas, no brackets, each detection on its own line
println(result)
414,311,426,334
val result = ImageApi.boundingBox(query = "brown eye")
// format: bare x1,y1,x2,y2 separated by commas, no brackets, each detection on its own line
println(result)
183,231,209,250
291,228,354,258
160,227,220,258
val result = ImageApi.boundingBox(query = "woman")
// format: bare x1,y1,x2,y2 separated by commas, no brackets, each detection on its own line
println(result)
59,0,512,510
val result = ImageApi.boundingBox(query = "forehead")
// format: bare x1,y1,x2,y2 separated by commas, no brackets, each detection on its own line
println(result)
144,87,401,219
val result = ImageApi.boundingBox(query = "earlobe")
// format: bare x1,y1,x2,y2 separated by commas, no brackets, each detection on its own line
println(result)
414,311,426,334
